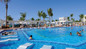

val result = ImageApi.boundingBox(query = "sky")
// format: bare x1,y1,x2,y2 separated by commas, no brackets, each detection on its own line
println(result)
0,0,86,21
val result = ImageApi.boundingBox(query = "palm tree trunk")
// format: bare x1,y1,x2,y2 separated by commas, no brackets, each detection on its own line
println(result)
6,4,8,27
49,16,51,27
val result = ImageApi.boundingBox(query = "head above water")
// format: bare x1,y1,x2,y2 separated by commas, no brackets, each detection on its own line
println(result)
30,35,32,37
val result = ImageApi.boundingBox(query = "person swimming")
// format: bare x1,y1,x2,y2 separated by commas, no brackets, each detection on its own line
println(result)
77,31,82,36
78,33,82,36
29,35,32,40
70,32,72,35
80,30,81,33
82,29,84,31
77,32,79,34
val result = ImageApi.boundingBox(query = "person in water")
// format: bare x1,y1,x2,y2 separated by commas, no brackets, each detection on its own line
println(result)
80,30,81,33
78,33,82,36
29,35,32,40
77,32,79,34
70,32,72,35
77,31,82,36
82,29,84,31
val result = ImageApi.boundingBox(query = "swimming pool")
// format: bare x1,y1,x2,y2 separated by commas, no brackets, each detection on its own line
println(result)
0,26,86,49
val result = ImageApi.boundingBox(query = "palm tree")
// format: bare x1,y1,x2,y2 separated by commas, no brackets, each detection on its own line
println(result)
67,17,70,21
42,12,47,21
19,13,26,21
38,11,41,20
70,14,73,21
38,11,43,20
31,18,34,21
4,0,10,27
7,15,13,21
55,19,58,21
36,19,40,21
47,8,53,25
79,14,84,22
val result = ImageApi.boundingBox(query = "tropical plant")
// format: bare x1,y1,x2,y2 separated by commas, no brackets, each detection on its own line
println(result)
70,14,73,20
19,13,26,21
7,15,13,21
36,19,40,21
38,11,41,20
52,20,54,22
47,8,53,25
67,17,70,21
31,18,34,21
79,14,84,19
38,11,43,20
79,14,84,22
71,18,75,22
42,12,47,21
75,20,79,22
55,19,58,21
4,0,10,26
85,17,86,19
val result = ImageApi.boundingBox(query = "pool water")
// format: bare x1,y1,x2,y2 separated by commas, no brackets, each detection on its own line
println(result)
0,26,86,49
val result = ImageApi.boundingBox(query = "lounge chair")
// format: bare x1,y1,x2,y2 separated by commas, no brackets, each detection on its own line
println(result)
1,36,18,38
0,38,18,42
17,43,33,49
40,45,52,49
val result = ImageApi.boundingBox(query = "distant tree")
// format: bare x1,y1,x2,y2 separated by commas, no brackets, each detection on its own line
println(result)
2,0,10,26
85,17,86,19
7,15,13,21
70,14,73,21
38,11,41,20
71,18,75,22
42,12,47,21
55,19,58,21
31,18,34,21
52,20,54,22
19,13,26,21
38,11,43,20
79,14,84,22
75,20,79,22
67,17,70,21
47,8,53,25
36,19,40,21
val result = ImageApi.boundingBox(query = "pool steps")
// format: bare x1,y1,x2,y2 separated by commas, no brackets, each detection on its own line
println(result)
40,45,52,49
0,38,18,42
17,43,33,49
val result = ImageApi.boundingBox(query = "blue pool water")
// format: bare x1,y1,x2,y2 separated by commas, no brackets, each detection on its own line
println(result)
0,26,86,49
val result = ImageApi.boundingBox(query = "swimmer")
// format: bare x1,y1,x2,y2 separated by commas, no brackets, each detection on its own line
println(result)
78,33,82,36
70,32,72,35
80,30,81,33
82,29,84,31
77,32,79,34
29,35,32,40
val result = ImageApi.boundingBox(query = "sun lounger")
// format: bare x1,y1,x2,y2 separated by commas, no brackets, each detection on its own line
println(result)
66,48,75,49
1,36,18,38
0,38,18,42
17,43,33,49
40,45,52,49
0,30,3,32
